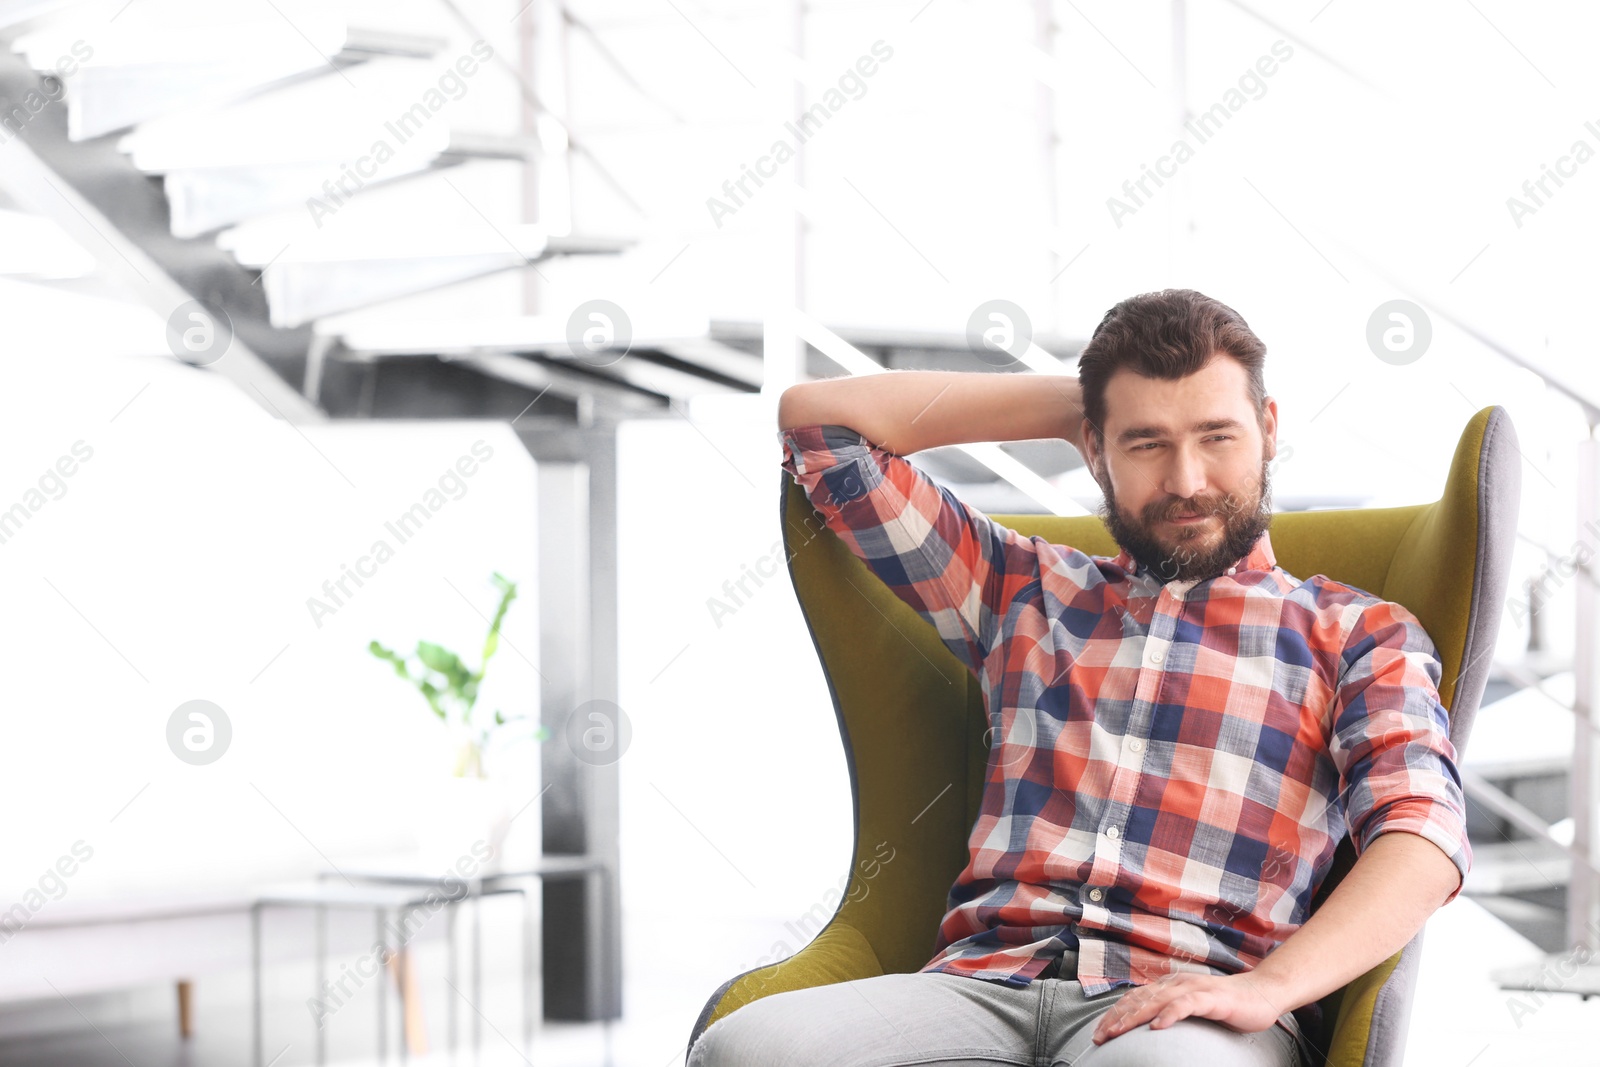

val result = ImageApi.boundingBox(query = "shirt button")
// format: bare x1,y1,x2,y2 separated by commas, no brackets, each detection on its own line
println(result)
1104,826,1120,839
1150,650,1164,665
1128,738,1145,752
1088,888,1104,902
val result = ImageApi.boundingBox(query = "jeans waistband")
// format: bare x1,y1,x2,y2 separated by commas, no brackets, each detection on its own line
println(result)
1039,949,1079,980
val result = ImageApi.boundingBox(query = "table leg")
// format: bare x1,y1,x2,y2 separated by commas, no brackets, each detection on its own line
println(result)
447,903,458,1066
377,910,388,1066
315,903,327,1067
521,885,533,1055
390,944,428,1061
251,905,263,1067
176,980,193,1039
472,891,482,1062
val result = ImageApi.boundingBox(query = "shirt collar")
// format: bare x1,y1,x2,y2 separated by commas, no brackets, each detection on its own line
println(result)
1111,527,1277,584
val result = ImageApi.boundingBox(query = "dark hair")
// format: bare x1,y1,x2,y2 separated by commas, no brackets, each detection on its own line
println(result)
1076,289,1268,447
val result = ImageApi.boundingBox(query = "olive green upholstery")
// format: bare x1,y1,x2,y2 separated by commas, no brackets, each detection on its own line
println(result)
689,406,1520,1067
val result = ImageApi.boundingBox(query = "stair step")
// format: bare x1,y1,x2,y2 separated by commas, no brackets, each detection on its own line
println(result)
220,224,630,327
14,15,444,139
1463,670,1576,776
331,311,760,401
1462,840,1571,896
142,133,531,238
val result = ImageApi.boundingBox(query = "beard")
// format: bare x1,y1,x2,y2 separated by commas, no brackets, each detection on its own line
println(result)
1094,454,1274,584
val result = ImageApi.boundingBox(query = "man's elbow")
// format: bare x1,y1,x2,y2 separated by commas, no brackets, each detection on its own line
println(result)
778,382,858,434
776,383,816,432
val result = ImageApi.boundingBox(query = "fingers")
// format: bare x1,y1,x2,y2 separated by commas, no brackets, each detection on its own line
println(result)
1091,975,1196,1044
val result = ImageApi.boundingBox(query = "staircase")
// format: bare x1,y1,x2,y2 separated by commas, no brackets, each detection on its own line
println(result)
1462,667,1582,953
0,0,758,423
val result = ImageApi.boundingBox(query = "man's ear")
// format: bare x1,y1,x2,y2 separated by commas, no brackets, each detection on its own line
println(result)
1079,422,1101,474
1261,397,1279,461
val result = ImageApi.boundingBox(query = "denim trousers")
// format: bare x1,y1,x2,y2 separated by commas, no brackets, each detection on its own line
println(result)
688,956,1307,1067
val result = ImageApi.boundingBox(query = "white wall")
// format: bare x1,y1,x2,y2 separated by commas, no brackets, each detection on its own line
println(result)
0,292,542,908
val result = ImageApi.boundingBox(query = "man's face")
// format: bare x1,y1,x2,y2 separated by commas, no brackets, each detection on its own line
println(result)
1080,354,1279,583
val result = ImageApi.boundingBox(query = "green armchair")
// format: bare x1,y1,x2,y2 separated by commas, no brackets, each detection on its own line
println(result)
689,405,1520,1066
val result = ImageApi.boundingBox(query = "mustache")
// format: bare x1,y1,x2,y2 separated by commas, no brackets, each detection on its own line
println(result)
1150,497,1224,521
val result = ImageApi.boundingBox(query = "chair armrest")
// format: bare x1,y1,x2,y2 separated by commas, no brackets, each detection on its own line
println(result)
687,920,885,1055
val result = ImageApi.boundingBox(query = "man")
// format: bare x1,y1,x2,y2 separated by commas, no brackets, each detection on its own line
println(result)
690,289,1470,1067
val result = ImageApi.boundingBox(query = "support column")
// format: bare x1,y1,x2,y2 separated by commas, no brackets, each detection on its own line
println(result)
516,419,623,1021
1571,432,1600,950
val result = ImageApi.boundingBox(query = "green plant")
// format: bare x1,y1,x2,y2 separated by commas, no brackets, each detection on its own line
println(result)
369,571,549,777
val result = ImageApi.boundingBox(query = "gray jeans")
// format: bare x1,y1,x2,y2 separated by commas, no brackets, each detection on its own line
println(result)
688,963,1306,1067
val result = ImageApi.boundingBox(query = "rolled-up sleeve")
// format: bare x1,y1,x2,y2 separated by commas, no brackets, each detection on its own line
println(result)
1327,600,1473,904
777,423,1040,677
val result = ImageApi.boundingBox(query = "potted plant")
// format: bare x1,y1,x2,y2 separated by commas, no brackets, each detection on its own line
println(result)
370,571,548,870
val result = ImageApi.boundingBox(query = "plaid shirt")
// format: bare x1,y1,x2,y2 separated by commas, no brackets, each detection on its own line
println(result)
779,422,1472,1057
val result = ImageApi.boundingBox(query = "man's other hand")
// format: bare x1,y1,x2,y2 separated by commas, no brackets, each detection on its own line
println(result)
1090,971,1287,1045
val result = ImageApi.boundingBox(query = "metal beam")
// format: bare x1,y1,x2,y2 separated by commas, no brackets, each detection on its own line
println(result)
517,421,623,1023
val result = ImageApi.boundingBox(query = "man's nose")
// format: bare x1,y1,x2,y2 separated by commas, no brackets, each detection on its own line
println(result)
1162,445,1208,501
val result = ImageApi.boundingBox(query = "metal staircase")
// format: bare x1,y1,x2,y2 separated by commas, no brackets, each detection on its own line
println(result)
0,0,757,424
0,0,721,1033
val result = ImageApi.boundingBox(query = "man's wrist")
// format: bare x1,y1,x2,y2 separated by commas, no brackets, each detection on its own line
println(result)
1240,962,1303,1018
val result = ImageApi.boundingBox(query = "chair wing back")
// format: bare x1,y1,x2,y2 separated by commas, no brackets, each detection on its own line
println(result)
692,405,1520,1067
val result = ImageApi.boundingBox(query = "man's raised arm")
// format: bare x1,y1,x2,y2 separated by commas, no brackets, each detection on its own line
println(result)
777,370,1087,457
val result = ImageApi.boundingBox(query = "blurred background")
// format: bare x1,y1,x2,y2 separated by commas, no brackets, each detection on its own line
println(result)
0,0,1595,1064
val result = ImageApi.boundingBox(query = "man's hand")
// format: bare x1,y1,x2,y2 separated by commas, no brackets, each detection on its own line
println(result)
1090,971,1286,1045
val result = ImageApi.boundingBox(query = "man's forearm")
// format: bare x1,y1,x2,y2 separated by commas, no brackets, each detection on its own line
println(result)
777,370,1085,456
1249,831,1462,1015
